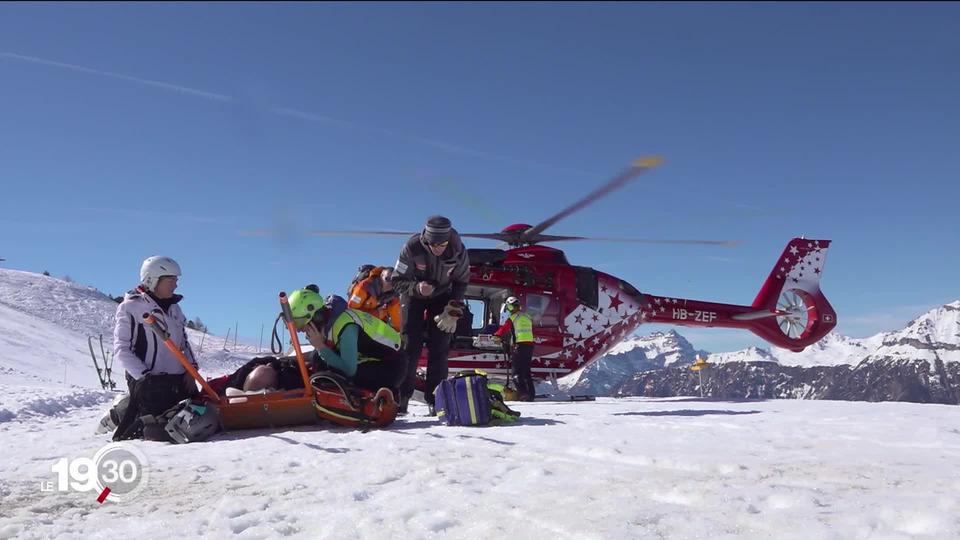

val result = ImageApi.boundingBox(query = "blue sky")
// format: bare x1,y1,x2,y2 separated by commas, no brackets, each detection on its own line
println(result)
1,3,958,353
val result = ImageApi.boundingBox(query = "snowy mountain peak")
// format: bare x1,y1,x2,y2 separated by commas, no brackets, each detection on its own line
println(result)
562,328,705,393
563,299,960,394
709,346,778,364
894,301,960,345
864,300,960,364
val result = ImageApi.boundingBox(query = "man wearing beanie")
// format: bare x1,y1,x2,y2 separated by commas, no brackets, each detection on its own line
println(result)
391,215,471,414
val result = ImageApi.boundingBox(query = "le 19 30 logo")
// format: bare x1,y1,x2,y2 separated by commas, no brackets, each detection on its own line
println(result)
41,443,149,503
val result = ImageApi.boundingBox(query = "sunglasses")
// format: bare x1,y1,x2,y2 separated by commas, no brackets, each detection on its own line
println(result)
428,241,449,249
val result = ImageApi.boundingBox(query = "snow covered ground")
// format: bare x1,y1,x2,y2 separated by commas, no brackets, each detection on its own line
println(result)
1,398,959,539
2,269,959,539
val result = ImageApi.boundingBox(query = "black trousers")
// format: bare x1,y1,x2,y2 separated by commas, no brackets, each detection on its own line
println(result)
353,351,405,398
400,293,451,405
512,343,536,399
113,373,192,441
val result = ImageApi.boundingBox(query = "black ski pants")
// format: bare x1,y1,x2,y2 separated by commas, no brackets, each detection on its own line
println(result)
512,343,536,400
113,373,193,441
353,350,405,398
400,293,451,405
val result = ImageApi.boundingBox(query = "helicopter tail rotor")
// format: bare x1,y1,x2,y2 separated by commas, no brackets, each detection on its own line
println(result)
746,238,837,350
642,238,835,352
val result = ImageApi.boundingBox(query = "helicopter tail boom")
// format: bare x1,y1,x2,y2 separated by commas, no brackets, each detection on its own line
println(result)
642,238,837,352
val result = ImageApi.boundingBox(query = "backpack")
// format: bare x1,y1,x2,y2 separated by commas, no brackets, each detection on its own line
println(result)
347,264,383,295
310,371,397,429
486,382,521,422
435,371,521,426
164,400,221,444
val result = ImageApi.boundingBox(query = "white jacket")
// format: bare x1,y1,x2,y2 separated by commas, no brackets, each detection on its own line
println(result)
112,288,197,380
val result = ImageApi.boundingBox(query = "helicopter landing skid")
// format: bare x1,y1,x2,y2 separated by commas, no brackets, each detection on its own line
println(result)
533,394,597,402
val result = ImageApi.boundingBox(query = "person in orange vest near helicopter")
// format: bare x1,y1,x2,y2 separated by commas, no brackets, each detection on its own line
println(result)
347,266,402,333
494,296,536,402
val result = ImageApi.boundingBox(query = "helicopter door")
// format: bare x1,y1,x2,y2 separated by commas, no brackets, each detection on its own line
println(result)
458,286,514,350
523,293,559,327
574,267,599,310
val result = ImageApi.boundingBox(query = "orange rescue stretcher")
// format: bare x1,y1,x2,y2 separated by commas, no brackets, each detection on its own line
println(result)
143,292,394,432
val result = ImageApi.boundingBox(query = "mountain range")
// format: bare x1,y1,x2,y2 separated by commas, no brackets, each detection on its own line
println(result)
561,301,960,404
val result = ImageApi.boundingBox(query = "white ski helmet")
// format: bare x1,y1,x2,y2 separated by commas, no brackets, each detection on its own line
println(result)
165,401,220,444
140,256,181,292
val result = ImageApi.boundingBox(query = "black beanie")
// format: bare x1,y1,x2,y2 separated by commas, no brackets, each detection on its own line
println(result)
422,215,452,244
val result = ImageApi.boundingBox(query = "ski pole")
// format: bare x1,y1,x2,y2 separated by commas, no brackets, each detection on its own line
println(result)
279,292,313,398
142,313,222,403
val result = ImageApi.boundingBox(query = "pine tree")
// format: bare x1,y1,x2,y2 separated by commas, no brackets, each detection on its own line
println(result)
192,317,208,333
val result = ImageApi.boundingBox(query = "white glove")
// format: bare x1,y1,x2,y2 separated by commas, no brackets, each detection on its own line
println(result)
434,301,464,333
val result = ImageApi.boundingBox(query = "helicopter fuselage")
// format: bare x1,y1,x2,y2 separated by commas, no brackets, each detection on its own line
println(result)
421,237,837,383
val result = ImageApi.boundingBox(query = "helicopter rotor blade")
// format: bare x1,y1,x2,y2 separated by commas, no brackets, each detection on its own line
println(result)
542,236,741,247
458,232,518,241
305,230,530,243
521,156,663,243
304,230,417,238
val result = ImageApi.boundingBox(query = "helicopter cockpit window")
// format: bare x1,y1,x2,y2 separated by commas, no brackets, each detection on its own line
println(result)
524,293,558,326
464,298,486,331
463,284,514,334
617,278,642,299
574,267,599,310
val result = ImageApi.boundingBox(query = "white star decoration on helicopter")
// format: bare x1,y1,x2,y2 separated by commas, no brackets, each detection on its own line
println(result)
777,241,824,288
560,276,647,363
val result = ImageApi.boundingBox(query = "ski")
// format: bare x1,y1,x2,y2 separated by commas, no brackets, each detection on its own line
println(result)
88,334,117,390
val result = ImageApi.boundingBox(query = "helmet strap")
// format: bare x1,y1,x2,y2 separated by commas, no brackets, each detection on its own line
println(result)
311,309,328,330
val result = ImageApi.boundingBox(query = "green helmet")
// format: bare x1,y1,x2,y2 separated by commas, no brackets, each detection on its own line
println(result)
288,288,325,329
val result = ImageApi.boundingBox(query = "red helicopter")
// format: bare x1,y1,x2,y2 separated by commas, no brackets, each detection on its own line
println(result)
306,157,837,384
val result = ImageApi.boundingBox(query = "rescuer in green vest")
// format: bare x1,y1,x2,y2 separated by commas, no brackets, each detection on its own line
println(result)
288,286,405,398
494,296,536,401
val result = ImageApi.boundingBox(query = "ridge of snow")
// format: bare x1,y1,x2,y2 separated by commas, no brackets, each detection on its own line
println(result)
0,385,115,423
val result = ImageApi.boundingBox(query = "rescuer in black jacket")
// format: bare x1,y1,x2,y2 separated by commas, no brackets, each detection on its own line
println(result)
391,215,470,413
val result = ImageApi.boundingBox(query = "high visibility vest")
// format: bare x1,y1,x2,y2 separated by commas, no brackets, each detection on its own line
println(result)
329,309,402,361
509,311,534,343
